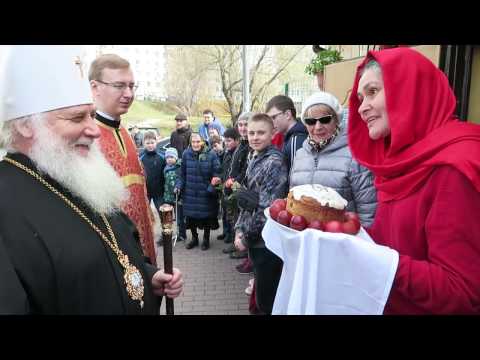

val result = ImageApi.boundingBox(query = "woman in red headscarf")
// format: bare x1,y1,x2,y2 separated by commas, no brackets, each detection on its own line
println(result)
348,47,480,314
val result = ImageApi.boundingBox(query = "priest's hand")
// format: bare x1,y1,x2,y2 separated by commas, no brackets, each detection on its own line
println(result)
151,268,184,298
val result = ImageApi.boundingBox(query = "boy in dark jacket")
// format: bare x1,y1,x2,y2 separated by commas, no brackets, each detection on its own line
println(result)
140,131,165,215
265,95,308,175
217,127,240,244
222,112,252,258
163,147,187,242
234,113,288,315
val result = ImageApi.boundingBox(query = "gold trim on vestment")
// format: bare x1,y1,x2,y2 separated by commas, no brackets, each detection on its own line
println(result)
122,174,144,187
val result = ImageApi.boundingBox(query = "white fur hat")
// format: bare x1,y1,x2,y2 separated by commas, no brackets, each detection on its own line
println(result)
301,91,343,122
0,45,93,122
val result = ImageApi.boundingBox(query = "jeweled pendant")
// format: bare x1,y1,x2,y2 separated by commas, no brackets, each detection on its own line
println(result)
124,263,145,308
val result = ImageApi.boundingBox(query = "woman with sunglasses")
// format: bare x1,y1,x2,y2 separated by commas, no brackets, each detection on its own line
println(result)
289,91,377,227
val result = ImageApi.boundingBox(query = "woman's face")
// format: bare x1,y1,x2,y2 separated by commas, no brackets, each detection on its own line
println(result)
357,68,390,140
191,134,203,151
304,104,338,143
237,119,248,138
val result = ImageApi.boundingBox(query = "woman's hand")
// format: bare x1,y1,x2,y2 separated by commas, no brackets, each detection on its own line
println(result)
225,178,235,189
211,177,221,186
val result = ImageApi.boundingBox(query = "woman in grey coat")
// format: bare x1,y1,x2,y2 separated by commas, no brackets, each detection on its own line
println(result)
289,91,377,227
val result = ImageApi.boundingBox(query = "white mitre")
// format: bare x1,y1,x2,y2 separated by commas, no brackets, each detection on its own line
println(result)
0,45,92,122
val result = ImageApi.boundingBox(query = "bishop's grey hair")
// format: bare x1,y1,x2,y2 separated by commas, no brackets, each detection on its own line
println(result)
0,113,45,152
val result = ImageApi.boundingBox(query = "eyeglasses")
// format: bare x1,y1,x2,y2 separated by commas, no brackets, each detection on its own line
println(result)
96,80,139,92
270,111,286,121
304,114,334,126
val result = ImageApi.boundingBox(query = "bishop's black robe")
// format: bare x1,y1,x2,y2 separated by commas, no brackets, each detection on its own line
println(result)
0,153,161,314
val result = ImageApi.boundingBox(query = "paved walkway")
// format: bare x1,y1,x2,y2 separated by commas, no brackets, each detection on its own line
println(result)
155,226,252,315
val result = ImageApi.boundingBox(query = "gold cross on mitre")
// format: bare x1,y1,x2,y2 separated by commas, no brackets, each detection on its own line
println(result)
74,56,84,79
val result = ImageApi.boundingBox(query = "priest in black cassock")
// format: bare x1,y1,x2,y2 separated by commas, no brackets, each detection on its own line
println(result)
0,45,183,315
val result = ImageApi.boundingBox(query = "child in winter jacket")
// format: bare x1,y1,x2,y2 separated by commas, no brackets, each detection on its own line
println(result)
140,131,165,214
163,147,187,241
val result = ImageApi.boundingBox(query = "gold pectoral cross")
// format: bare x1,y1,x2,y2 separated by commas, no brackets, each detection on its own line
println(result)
74,56,84,79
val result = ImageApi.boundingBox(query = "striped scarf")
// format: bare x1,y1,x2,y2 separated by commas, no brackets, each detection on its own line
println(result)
307,126,340,152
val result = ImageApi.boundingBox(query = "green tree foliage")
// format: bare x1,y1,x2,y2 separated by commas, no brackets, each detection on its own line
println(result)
305,48,343,75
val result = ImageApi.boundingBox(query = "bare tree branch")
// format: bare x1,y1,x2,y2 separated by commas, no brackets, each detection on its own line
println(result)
249,45,269,93
250,46,306,110
165,45,306,120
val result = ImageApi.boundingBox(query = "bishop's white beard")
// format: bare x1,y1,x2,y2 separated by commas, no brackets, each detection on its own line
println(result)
28,121,129,216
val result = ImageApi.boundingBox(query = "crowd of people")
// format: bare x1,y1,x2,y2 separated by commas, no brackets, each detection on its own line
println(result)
129,90,379,314
1,45,480,315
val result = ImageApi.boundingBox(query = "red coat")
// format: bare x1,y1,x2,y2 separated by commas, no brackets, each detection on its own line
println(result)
369,166,480,314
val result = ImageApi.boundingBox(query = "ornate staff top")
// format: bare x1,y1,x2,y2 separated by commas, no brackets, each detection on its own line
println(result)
159,204,174,232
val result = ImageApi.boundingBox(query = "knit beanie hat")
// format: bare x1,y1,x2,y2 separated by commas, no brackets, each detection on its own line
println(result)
301,91,343,122
165,147,178,160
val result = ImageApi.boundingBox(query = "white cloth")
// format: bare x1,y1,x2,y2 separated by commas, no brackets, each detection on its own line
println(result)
0,45,92,122
262,209,399,315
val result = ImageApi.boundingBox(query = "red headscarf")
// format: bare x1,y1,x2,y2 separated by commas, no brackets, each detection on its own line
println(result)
348,47,480,202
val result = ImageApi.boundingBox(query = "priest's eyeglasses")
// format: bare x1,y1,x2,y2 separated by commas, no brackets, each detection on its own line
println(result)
97,80,139,92
304,114,334,126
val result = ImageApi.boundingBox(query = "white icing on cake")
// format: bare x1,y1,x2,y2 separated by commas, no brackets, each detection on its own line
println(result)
291,184,348,210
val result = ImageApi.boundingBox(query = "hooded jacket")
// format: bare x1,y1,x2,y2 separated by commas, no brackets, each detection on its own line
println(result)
140,149,165,198
235,145,288,248
282,120,308,173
